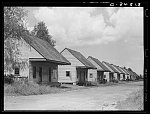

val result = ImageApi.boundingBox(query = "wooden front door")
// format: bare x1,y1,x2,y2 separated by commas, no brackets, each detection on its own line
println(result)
109,73,113,81
49,67,51,82
80,71,85,82
117,74,120,80
39,67,42,82
78,70,85,83
100,72,104,80
97,72,100,81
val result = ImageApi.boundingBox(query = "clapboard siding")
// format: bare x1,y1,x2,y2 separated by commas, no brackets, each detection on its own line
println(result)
104,72,110,82
58,49,85,83
114,73,118,80
18,39,44,77
19,38,44,59
58,65,76,83
4,39,44,77
61,49,84,66
88,69,97,82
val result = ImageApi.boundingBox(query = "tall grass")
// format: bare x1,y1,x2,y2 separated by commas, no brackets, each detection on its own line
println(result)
4,81,63,96
115,89,144,110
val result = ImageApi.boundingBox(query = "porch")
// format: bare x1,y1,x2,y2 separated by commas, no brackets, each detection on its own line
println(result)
29,59,59,84
76,67,88,86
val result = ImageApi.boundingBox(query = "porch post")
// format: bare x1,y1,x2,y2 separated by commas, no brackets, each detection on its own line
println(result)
29,61,33,82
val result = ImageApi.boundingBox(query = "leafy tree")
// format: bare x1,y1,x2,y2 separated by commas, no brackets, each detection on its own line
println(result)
4,7,28,74
31,21,56,47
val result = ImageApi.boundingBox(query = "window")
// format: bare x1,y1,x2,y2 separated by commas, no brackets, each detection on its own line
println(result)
104,75,106,78
90,73,93,78
66,71,70,77
33,66,36,78
14,67,19,75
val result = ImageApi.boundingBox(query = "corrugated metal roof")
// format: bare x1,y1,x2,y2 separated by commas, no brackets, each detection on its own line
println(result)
21,32,71,65
87,56,110,72
64,48,96,69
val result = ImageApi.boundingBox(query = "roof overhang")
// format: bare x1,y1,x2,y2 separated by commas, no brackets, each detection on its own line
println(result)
76,66,97,69
29,58,71,65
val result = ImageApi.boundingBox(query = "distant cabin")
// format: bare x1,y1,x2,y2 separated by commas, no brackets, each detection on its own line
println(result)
121,68,132,80
124,69,136,80
112,65,126,80
101,61,117,82
87,56,110,82
118,67,129,80
4,32,70,85
110,64,123,81
58,48,97,85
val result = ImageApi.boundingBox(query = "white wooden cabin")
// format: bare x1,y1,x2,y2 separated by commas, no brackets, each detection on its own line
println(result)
58,48,97,85
87,56,111,82
4,32,70,85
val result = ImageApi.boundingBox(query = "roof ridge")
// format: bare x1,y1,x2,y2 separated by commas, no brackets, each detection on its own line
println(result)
88,57,110,72
21,33,70,65
65,48,96,69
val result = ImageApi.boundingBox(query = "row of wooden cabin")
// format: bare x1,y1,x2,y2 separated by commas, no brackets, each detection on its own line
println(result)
4,33,139,85
58,49,139,85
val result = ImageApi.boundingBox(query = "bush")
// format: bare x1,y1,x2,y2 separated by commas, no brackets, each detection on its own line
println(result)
99,79,107,84
4,74,14,84
111,79,119,83
4,80,64,96
76,81,99,86
85,81,99,86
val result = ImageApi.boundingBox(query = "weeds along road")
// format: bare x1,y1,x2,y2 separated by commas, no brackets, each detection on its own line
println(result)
4,81,143,111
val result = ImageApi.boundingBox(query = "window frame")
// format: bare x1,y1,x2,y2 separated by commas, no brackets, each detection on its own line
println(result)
66,71,71,77
90,73,93,78
14,67,20,75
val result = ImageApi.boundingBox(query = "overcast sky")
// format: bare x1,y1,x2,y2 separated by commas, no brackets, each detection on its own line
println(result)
24,7,144,75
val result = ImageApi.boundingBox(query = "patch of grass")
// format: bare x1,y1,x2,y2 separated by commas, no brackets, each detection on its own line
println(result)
4,81,89,96
4,81,67,96
115,89,144,110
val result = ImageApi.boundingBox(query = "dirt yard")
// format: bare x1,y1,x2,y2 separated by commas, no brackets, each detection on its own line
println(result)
4,81,143,111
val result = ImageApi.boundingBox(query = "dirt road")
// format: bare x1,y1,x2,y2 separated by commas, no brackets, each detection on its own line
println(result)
4,81,143,111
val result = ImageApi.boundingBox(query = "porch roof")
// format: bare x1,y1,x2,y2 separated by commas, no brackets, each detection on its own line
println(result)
21,32,71,65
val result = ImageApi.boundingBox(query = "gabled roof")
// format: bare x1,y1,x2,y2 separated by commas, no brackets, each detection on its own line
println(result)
116,66,127,74
120,67,130,75
21,32,71,65
132,71,139,77
102,62,114,72
111,64,123,74
127,70,136,76
87,56,110,72
114,65,125,74
61,48,96,69
102,61,119,73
